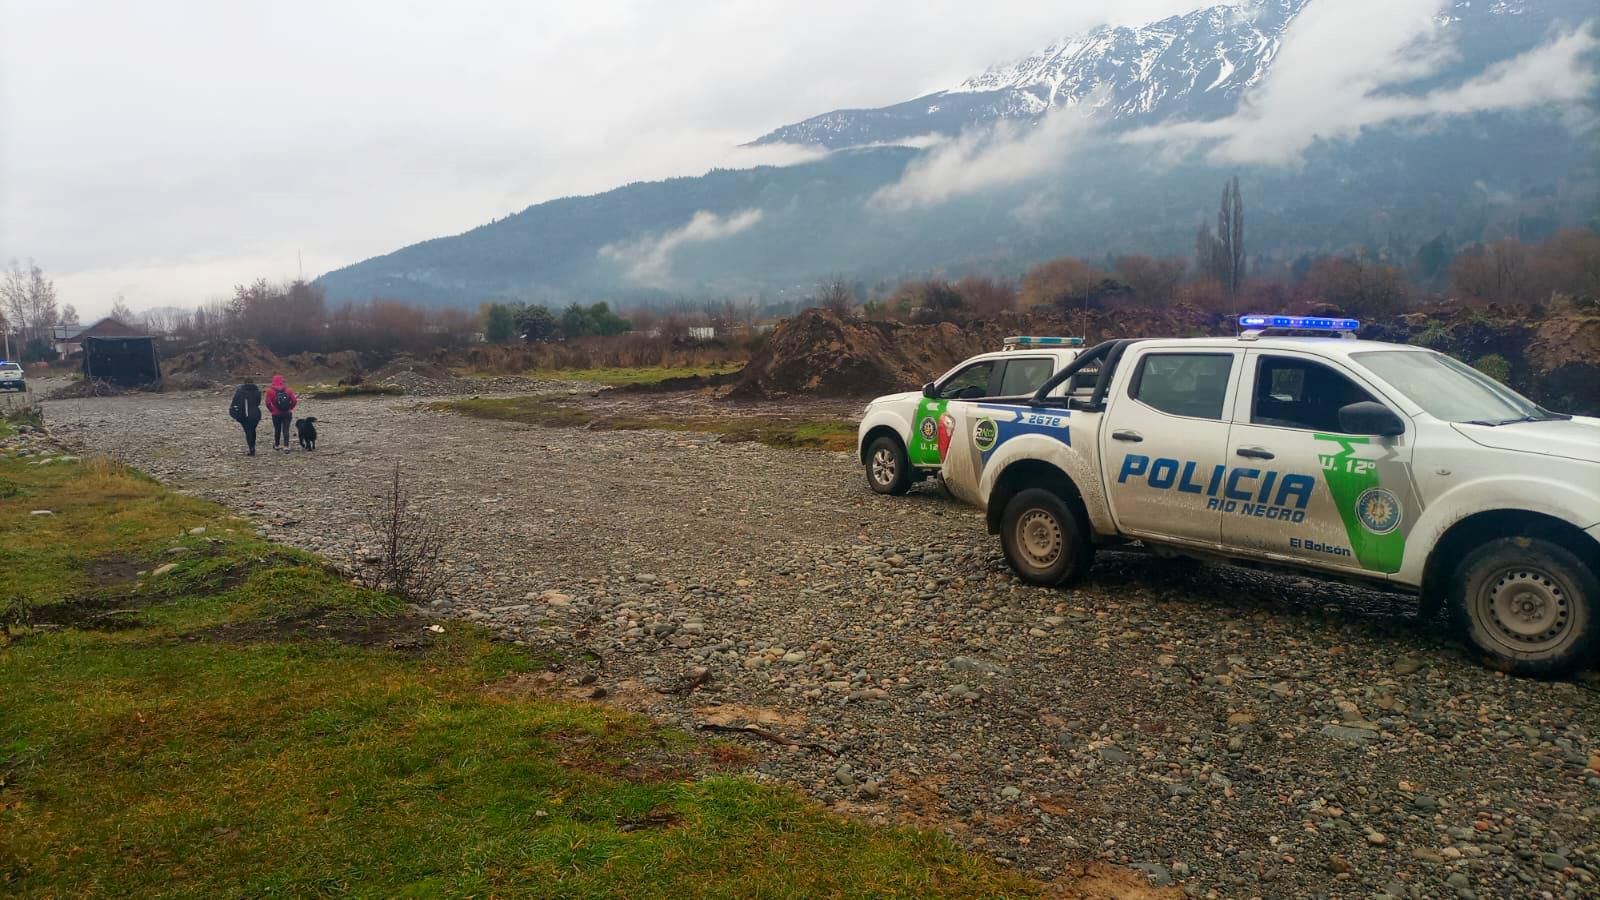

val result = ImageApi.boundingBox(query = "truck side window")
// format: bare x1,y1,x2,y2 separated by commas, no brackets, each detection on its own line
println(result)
939,361,997,399
998,357,1054,396
1252,356,1380,432
1128,353,1234,420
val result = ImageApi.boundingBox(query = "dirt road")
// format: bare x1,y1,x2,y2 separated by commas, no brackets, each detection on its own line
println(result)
44,385,1600,899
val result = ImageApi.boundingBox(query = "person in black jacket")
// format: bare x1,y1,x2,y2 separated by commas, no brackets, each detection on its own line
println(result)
228,380,263,455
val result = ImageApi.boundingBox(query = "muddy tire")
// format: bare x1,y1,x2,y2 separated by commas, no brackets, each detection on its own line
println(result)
864,435,912,496
1000,488,1093,587
1448,537,1598,677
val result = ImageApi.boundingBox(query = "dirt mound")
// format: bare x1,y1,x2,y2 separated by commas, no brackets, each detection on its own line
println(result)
282,350,368,382
729,309,1012,399
162,339,285,387
1524,313,1600,413
371,355,453,381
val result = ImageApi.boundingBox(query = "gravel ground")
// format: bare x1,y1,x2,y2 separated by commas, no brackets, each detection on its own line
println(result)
40,385,1600,900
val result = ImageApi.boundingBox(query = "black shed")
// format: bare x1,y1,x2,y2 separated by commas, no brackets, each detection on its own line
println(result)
82,335,162,385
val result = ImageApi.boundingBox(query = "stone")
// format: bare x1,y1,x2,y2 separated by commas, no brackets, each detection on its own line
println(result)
188,526,206,535
1133,863,1173,887
151,563,178,577
1000,786,1022,800
1394,656,1424,675
858,780,881,800
1227,712,1255,727
1542,853,1570,870
1321,724,1379,744
29,509,53,516
1325,855,1352,874
1098,746,1133,764
835,765,856,787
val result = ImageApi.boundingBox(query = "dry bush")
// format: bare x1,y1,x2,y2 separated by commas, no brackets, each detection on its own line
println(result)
953,276,1018,316
358,463,451,604
1020,257,1105,310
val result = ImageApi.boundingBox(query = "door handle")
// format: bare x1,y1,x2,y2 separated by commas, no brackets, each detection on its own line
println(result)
1236,446,1275,460
1111,430,1143,443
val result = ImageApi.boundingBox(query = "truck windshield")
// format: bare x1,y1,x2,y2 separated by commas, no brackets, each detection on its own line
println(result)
1351,350,1561,425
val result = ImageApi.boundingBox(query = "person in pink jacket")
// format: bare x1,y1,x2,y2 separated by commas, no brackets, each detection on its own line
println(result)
264,374,298,451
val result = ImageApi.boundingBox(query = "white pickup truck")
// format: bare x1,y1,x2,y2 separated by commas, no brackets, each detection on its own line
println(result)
0,360,24,392
857,336,1084,495
937,316,1600,675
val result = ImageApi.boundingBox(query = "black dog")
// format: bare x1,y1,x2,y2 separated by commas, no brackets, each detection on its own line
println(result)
295,416,318,450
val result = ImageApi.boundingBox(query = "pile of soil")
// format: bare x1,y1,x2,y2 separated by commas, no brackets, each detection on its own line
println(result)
162,339,285,387
728,309,1014,399
282,350,368,383
729,304,1600,414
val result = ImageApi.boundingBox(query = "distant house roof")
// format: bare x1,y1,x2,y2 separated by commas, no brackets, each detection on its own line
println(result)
59,317,146,341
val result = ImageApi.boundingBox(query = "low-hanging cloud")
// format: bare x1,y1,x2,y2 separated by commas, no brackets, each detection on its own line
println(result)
869,107,1096,210
1123,0,1600,165
599,208,764,285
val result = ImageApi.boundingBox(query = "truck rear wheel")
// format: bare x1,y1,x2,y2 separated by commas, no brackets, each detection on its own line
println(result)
1000,488,1092,586
1448,537,1597,676
864,435,912,496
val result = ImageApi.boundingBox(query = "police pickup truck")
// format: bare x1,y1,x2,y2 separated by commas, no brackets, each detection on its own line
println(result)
0,360,24,392
938,315,1600,675
857,336,1084,495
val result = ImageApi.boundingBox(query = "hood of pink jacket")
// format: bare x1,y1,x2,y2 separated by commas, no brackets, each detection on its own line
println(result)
271,375,286,390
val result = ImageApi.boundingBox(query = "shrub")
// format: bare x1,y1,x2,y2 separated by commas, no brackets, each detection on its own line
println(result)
1472,353,1511,384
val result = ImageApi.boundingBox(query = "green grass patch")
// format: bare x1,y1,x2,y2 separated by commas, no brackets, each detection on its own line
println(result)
433,397,857,452
517,363,741,386
303,382,405,399
0,453,1036,898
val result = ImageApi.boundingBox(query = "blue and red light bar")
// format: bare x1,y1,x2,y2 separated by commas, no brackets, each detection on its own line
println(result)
1238,314,1360,332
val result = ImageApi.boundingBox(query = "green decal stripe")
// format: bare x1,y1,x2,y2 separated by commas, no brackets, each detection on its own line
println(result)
1314,434,1404,574
908,398,947,466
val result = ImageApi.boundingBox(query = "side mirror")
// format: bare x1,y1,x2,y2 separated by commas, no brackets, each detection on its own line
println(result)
1338,401,1404,437
921,382,939,399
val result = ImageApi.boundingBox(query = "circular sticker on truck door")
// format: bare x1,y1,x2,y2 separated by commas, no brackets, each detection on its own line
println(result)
973,417,998,452
919,417,937,441
1356,487,1402,534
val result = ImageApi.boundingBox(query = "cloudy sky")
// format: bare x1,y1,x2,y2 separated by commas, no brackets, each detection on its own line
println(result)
0,0,1206,317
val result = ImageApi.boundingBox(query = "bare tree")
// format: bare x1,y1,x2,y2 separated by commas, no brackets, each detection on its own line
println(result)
816,275,855,315
1,260,56,344
358,463,452,603
59,304,80,326
108,296,135,324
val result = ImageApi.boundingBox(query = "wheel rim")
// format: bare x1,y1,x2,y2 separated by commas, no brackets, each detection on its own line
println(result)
1015,509,1063,570
1477,565,1574,654
871,448,897,486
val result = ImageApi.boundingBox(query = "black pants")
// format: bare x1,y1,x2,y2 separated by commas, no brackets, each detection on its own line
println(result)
272,413,293,446
239,418,259,452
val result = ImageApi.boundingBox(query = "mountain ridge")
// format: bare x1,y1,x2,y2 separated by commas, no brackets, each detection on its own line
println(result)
316,0,1597,308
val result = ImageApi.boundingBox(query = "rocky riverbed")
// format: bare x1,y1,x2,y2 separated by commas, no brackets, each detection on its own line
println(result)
42,385,1600,899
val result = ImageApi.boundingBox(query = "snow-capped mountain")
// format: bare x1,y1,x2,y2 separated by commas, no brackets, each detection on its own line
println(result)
317,0,1595,308
751,0,1573,149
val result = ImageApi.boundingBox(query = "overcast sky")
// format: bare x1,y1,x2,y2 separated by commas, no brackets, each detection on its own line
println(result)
0,0,1207,317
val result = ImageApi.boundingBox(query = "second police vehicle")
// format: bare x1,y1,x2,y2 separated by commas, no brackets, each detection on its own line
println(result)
930,315,1600,675
857,336,1085,495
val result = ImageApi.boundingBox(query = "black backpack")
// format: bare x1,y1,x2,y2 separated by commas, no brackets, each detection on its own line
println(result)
272,388,292,413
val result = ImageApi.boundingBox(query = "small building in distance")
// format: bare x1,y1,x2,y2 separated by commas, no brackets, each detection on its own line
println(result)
82,332,162,385
53,317,144,358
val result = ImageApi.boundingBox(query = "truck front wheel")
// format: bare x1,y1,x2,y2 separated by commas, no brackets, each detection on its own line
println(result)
864,435,912,496
1000,488,1093,586
1449,537,1598,676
